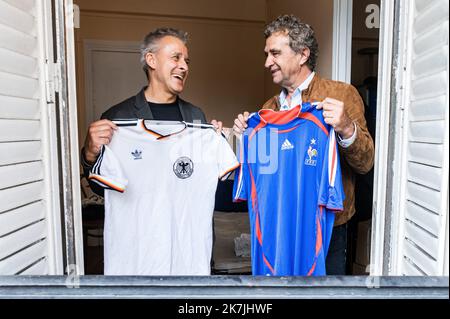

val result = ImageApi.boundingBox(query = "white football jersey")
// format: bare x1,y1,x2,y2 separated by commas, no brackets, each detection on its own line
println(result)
89,120,239,275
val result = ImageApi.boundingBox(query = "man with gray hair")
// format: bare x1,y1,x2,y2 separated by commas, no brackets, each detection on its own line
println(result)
232,15,374,275
82,27,223,194
80,28,223,274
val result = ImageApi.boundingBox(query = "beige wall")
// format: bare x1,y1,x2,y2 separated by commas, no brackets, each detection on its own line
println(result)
74,0,337,147
74,0,266,21
265,0,334,100
74,0,267,147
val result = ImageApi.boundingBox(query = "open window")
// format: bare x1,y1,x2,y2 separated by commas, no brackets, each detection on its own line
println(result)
0,0,448,298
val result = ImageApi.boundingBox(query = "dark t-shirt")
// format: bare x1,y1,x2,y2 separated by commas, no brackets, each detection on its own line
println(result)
148,101,183,121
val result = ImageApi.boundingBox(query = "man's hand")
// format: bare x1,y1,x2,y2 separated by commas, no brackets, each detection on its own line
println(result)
83,119,117,164
232,111,250,135
317,98,354,139
210,119,223,134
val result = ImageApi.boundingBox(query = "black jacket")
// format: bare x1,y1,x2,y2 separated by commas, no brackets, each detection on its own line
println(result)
81,87,208,196
100,87,207,122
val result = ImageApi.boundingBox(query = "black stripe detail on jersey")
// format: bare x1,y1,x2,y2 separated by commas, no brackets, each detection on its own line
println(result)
89,176,107,189
89,175,124,193
92,146,105,175
104,186,122,193
92,146,103,175
112,119,139,127
185,122,214,129
115,123,138,127
143,120,187,139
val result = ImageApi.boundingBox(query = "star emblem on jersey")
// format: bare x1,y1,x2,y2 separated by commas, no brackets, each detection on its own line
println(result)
281,139,294,151
173,157,194,179
131,149,142,160
305,139,318,166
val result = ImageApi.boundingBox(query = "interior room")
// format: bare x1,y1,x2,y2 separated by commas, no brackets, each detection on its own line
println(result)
74,0,378,275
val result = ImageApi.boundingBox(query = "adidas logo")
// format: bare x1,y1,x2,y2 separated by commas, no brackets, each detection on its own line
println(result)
131,149,142,160
281,139,294,150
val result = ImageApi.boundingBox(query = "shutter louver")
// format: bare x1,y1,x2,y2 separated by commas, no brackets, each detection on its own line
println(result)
0,0,58,275
400,0,449,276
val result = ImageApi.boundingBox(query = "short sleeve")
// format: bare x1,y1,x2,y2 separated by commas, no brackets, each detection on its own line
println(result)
318,128,345,210
216,133,239,180
232,135,248,202
89,145,128,193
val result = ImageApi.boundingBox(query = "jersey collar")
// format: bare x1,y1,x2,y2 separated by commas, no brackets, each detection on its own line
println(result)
257,104,302,125
141,120,215,140
141,120,187,140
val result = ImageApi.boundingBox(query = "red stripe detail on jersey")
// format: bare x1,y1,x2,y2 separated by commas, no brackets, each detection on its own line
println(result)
255,214,263,246
249,162,275,275
157,127,187,140
258,105,301,125
249,122,267,142
299,113,329,137
141,121,162,138
141,120,186,139
263,254,275,275
307,206,324,276
307,261,317,276
89,175,124,193
220,164,240,179
316,207,324,256
277,125,300,134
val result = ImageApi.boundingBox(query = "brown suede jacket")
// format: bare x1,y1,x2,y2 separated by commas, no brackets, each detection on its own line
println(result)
262,74,375,226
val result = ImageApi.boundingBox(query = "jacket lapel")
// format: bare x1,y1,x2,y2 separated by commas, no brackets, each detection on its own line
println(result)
178,98,192,122
302,74,316,102
302,74,323,103
262,95,280,111
133,87,190,121
134,87,154,119
262,74,323,111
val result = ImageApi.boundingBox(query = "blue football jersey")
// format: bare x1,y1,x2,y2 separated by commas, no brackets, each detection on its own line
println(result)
233,103,345,276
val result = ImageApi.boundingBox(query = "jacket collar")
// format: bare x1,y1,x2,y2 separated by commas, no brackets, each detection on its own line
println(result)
134,87,153,119
262,73,322,112
301,72,320,102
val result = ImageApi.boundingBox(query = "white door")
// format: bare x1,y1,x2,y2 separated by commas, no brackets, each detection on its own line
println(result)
0,0,63,275
84,41,146,124
382,0,449,276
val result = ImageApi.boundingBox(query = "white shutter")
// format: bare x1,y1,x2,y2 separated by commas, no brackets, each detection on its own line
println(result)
0,0,63,275
394,0,449,276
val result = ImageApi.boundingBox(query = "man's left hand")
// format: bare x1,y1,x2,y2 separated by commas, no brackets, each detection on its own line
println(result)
317,98,354,139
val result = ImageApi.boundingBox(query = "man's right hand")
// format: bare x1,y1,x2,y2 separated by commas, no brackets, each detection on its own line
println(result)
232,111,250,135
83,119,117,164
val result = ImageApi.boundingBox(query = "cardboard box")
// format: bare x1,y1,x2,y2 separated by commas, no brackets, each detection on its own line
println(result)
355,219,372,266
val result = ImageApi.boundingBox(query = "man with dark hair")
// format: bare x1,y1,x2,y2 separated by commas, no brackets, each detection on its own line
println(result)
81,27,222,193
232,15,374,275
